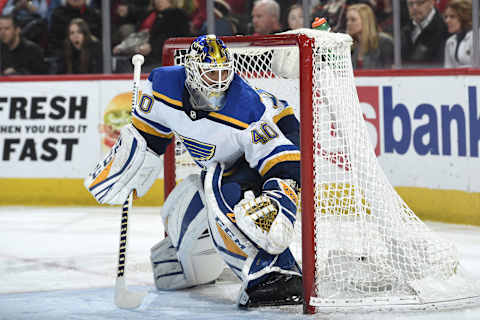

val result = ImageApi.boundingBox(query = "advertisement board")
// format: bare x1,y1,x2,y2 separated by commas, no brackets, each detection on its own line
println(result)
356,77,480,193
0,72,478,224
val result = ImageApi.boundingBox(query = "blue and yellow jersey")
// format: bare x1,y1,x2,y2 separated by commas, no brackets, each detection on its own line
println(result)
132,66,300,183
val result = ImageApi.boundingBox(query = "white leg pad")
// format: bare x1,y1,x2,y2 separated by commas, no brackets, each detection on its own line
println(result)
151,174,225,290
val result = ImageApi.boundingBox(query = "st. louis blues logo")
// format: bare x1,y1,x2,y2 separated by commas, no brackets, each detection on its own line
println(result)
178,135,216,169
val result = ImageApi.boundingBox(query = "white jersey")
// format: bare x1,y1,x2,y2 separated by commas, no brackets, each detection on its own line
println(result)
132,66,300,180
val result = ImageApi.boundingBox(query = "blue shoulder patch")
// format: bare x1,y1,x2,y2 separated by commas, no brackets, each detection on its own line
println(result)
148,66,186,107
215,74,265,126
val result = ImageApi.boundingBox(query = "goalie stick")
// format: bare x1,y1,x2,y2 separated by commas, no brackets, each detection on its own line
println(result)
114,54,147,309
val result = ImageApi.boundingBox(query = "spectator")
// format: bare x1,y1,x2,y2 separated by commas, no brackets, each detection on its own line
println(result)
347,3,393,69
113,0,190,72
58,18,102,74
374,0,411,36
401,0,448,67
2,0,49,50
250,0,282,35
2,0,48,20
142,0,189,69
0,14,48,74
198,0,238,36
111,0,149,47
190,0,248,35
48,0,101,58
286,3,304,30
436,0,449,13
275,0,297,31
225,0,250,34
190,0,207,35
444,0,475,68
46,0,62,25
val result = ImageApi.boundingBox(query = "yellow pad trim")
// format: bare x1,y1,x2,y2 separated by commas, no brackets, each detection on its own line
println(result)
260,152,301,176
216,223,248,257
88,159,113,189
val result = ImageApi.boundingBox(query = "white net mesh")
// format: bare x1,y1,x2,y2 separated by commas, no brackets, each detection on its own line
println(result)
166,30,480,312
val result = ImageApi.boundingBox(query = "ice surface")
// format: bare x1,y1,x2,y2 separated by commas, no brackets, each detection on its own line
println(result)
1,206,480,320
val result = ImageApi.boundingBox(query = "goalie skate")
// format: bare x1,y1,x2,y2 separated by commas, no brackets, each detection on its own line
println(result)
238,272,303,309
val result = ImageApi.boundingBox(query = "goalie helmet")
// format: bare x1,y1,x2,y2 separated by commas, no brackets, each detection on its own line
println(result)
184,34,234,111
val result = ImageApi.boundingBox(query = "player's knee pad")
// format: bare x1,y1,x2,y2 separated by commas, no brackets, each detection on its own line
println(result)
160,174,204,240
151,174,225,290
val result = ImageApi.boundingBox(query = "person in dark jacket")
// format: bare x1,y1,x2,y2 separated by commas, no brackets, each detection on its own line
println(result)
198,0,239,36
0,14,48,75
111,0,150,47
134,0,190,71
401,0,449,67
47,0,101,58
58,18,102,74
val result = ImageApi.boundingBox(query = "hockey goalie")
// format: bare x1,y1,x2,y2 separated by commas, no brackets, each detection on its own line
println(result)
85,35,303,308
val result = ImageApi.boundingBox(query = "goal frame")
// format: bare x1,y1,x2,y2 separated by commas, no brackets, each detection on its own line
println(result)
162,34,317,313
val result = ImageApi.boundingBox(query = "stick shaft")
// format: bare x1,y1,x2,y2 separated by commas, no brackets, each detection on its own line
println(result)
114,54,146,309
114,192,146,309
130,55,144,112
117,192,133,278
117,55,143,278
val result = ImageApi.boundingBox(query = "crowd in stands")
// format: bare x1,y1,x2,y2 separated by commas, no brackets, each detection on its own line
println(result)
0,0,477,75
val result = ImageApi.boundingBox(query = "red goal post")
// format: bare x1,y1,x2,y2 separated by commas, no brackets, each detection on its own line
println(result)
161,31,480,314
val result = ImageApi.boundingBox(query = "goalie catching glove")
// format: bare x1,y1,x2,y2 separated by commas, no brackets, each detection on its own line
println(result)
234,178,298,255
84,124,161,205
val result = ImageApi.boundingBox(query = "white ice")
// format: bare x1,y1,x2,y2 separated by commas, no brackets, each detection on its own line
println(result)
1,206,480,320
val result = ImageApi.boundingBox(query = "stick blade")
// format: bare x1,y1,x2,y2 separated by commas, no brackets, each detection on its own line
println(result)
114,277,147,309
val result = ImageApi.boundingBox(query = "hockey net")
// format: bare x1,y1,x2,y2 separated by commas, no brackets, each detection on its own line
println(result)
161,30,480,313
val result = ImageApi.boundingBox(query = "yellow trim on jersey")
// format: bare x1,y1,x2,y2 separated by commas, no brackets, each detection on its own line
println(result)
153,91,183,107
208,112,249,129
259,151,301,176
272,106,295,124
132,117,174,139
216,223,248,257
88,159,113,189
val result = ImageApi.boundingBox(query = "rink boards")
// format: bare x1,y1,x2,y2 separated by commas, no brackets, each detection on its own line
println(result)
0,70,479,225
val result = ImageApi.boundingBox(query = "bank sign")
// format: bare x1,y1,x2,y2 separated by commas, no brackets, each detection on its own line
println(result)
356,75,480,192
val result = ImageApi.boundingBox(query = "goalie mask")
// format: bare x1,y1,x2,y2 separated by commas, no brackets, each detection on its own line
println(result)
185,35,234,111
